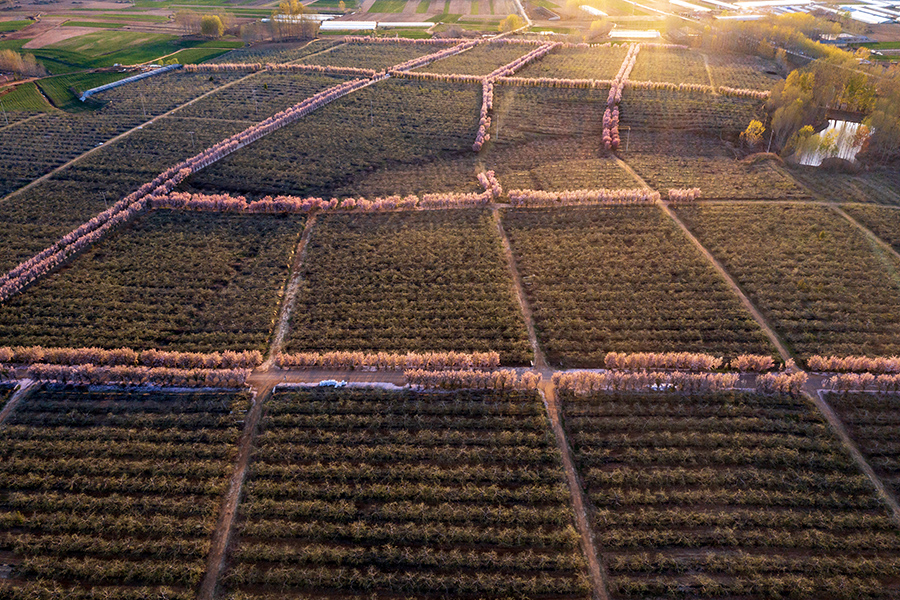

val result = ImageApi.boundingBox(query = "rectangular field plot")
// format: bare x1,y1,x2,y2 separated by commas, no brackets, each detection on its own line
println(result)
629,47,711,85
187,79,482,197
208,39,342,64
491,84,609,141
510,44,629,80
0,118,248,275
705,52,783,90
0,71,248,198
619,89,763,134
828,392,900,500
487,137,639,191
561,390,900,598
89,70,248,118
287,210,532,364
0,114,133,197
299,41,450,71
502,206,774,368
416,42,533,76
620,132,808,200
225,386,591,599
175,72,350,122
790,168,900,205
0,386,249,599
676,204,900,359
842,204,900,249
0,211,304,352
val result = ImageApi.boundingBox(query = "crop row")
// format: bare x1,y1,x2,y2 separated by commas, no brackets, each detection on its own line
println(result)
0,386,247,595
285,209,532,364
0,211,302,352
676,204,900,358
828,392,900,500
561,389,900,597
227,386,589,598
502,205,775,367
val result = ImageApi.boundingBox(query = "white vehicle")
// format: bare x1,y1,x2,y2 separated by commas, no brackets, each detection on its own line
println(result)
318,380,348,388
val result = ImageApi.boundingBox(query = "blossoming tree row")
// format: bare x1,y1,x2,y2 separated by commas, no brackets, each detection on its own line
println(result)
506,187,660,207
405,369,542,390
808,355,900,373
277,350,501,370
826,373,900,392
667,188,702,204
603,42,640,150
0,346,262,369
25,363,250,388
554,370,740,394
151,171,502,214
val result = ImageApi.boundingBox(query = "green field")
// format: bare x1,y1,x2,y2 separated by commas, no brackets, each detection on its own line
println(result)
369,0,408,10
0,19,33,32
25,32,225,73
416,0,431,11
61,20,124,28
166,47,233,64
0,83,55,112
66,11,171,21
36,71,131,111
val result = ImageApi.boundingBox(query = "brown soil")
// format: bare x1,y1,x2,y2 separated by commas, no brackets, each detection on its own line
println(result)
23,26,99,49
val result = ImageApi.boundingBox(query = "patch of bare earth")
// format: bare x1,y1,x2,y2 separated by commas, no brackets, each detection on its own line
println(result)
23,26,103,48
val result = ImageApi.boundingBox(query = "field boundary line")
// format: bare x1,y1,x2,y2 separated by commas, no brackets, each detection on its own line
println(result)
702,53,716,90
615,156,791,362
0,113,41,134
0,379,36,426
539,380,610,600
491,205,547,369
198,382,274,600
262,214,318,370
0,68,267,207
828,203,900,264
812,388,900,527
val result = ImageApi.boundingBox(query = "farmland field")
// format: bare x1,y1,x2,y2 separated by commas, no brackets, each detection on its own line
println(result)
491,84,609,141
0,117,248,274
488,137,639,190
416,41,532,75
841,204,900,250
187,78,482,197
619,88,764,133
0,211,304,352
0,386,249,600
630,47,710,84
561,389,900,598
502,206,774,367
619,132,808,199
705,52,783,90
175,72,351,122
511,44,629,80
208,39,343,64
225,386,590,599
0,71,247,199
287,210,533,364
828,392,900,499
299,41,450,70
790,167,900,205
676,203,900,359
